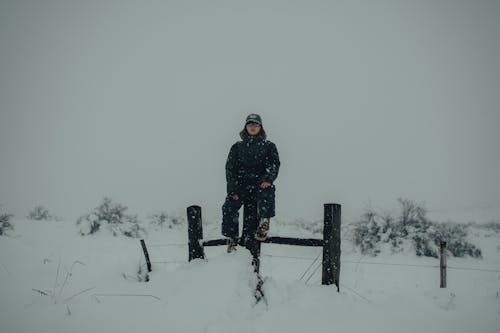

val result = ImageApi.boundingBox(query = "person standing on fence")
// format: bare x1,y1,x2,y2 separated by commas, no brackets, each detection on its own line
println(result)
221,114,281,252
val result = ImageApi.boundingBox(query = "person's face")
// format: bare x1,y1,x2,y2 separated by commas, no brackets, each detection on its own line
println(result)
246,123,261,135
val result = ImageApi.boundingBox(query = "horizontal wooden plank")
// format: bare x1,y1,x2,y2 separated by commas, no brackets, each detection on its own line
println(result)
265,237,323,246
203,239,227,247
202,237,323,247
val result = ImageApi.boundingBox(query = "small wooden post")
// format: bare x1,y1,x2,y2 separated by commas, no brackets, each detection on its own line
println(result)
322,203,341,291
440,241,447,288
140,239,152,272
187,205,205,261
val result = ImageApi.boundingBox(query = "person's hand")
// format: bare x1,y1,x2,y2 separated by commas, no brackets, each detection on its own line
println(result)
231,194,239,200
260,181,271,189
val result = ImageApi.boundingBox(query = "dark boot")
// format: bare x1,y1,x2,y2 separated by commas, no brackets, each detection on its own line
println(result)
227,237,238,253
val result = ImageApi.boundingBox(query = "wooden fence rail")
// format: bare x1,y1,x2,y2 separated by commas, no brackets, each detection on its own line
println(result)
186,203,341,292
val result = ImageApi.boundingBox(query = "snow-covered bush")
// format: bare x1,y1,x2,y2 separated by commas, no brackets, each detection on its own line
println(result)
148,211,185,230
478,221,500,233
27,205,59,221
77,197,146,238
352,210,386,256
353,198,482,258
288,217,323,235
0,205,14,236
433,222,482,258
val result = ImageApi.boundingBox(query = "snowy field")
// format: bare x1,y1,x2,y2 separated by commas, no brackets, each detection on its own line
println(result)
1,217,499,333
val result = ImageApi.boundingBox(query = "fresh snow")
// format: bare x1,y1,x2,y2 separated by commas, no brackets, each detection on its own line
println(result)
1,217,499,333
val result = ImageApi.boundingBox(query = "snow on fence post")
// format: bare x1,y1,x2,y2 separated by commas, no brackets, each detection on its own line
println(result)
140,239,152,272
187,205,205,261
322,203,341,291
440,241,447,288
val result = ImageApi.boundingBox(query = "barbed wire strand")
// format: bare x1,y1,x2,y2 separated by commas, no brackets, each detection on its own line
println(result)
262,253,500,272
261,254,318,261
339,282,373,304
151,260,185,264
305,261,322,284
141,244,500,273
299,251,322,281
447,266,500,273
263,254,437,268
343,260,438,269
140,254,500,276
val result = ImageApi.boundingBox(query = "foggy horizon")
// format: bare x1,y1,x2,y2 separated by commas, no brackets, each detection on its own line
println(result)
1,0,499,225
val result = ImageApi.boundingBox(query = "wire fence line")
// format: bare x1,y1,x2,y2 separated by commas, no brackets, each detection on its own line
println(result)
304,260,322,284
141,247,500,273
147,243,188,247
263,253,439,268
298,252,322,281
339,282,373,303
138,242,500,307
343,260,439,269
260,253,500,273
296,258,372,303
151,260,185,264
139,242,500,274
261,254,320,261
144,252,500,274
447,266,500,273
141,242,188,262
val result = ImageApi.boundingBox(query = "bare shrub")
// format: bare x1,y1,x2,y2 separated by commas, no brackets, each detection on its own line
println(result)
27,205,59,221
77,197,146,238
148,211,185,230
0,205,14,236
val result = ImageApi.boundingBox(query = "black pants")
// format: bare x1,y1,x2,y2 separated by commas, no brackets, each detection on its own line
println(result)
221,184,276,240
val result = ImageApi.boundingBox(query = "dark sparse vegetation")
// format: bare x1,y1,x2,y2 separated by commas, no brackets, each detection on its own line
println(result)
148,211,185,230
27,206,59,221
353,198,482,258
0,205,14,236
478,221,500,233
76,197,146,238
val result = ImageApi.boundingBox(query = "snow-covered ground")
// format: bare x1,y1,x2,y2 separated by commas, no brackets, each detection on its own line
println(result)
1,217,499,333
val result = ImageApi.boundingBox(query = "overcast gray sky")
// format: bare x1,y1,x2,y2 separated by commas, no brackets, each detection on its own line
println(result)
1,0,499,225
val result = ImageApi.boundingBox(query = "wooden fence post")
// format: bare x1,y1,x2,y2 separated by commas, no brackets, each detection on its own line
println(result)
187,205,205,261
140,239,152,272
440,241,447,288
322,203,341,291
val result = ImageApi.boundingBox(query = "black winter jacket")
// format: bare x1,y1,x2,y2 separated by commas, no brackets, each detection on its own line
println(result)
225,134,280,196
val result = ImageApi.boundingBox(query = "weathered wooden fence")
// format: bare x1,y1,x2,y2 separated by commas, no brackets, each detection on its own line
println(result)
187,203,342,291
138,217,500,294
